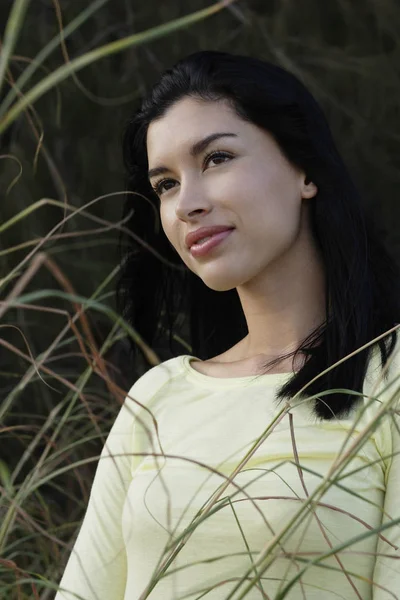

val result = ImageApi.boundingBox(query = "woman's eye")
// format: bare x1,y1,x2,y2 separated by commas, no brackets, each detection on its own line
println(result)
152,179,175,196
205,150,232,168
152,150,232,196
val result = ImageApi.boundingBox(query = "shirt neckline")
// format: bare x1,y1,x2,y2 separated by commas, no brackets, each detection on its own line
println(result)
181,355,294,388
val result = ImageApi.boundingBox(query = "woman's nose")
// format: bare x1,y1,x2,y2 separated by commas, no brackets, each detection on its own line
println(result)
174,180,213,220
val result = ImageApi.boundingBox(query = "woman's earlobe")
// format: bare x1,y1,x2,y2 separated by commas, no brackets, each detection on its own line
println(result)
302,177,318,198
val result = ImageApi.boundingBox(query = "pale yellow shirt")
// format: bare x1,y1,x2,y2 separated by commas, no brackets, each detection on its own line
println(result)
55,340,400,599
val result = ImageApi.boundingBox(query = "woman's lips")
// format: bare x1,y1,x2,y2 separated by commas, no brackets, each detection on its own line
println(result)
189,229,234,258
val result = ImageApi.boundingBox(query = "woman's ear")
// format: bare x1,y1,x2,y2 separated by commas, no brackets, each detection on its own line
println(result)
302,176,318,199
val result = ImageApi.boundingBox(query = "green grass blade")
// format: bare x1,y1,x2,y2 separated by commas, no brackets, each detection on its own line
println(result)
0,0,236,134
0,0,110,119
0,0,31,97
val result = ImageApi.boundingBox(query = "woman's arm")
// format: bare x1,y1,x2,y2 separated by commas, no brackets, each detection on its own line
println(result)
372,399,400,599
53,358,174,600
54,394,135,600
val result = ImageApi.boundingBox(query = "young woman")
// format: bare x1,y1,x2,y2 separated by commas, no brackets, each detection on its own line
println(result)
55,51,400,600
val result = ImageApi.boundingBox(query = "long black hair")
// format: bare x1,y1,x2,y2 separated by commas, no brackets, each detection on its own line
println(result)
116,50,400,419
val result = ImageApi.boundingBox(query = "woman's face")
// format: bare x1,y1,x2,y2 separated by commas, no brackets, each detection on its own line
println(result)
146,96,317,292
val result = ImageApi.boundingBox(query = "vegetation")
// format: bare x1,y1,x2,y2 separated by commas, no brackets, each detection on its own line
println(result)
1,0,400,598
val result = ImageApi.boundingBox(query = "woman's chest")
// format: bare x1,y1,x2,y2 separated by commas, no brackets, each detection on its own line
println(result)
128,394,386,547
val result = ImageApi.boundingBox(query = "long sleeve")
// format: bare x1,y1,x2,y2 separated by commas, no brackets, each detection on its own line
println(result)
372,396,400,599
371,335,400,599
54,359,174,600
54,394,135,600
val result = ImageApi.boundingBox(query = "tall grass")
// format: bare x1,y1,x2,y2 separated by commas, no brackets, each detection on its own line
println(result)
0,1,236,597
1,0,400,598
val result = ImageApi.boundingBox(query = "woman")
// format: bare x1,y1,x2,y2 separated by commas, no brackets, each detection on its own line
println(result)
55,51,400,599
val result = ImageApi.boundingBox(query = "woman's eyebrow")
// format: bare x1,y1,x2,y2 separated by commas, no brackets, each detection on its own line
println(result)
147,132,238,180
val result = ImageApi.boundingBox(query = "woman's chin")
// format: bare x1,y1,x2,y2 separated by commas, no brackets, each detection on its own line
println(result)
199,274,243,293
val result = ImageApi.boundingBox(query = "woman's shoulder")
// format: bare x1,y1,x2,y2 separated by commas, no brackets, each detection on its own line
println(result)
359,330,400,436
125,355,188,402
365,330,400,396
113,356,189,429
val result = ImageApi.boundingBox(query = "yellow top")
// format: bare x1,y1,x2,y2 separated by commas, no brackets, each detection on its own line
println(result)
55,340,400,600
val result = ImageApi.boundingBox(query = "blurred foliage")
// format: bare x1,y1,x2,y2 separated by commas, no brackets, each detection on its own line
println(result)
0,0,400,597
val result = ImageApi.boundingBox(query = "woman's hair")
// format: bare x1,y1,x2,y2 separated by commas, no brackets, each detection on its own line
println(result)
116,50,400,419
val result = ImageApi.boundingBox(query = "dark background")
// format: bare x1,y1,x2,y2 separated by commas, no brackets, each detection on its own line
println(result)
1,1,400,596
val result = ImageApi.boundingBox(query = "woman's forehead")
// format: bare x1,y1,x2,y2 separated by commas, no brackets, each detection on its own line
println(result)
146,98,250,167
147,97,238,141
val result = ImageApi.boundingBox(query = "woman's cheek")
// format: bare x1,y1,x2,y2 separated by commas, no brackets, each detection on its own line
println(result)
160,209,173,241
161,217,183,258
